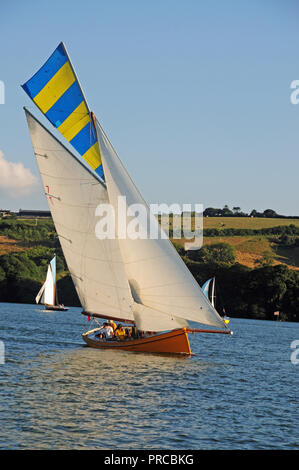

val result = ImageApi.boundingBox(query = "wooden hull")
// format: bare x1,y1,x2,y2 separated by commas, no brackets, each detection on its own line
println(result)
82,328,192,355
45,304,69,311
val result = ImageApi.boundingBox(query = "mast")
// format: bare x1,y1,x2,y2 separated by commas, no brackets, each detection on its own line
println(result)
211,277,216,308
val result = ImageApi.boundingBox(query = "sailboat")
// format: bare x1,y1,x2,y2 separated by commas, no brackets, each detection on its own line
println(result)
202,277,230,324
35,255,68,311
22,42,232,355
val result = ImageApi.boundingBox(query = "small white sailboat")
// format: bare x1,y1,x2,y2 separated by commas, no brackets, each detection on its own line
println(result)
202,277,230,324
23,42,231,354
35,256,68,311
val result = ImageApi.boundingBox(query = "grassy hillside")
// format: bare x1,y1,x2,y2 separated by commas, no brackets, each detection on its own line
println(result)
171,217,299,271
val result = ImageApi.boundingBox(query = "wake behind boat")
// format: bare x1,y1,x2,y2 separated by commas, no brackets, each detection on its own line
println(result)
23,42,231,355
35,255,68,312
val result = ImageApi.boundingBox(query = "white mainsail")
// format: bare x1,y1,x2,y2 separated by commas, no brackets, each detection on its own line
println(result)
36,261,55,305
96,120,227,330
43,263,55,305
25,109,135,321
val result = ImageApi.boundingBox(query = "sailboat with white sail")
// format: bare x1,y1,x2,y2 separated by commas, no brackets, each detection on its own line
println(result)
202,277,230,324
35,255,68,311
23,42,232,354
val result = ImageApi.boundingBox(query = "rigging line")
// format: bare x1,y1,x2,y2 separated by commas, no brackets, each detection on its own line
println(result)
45,193,61,201
57,234,72,243
39,169,98,183
69,272,83,281
35,152,48,158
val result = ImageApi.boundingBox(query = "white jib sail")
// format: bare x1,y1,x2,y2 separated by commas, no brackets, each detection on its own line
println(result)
96,120,227,330
25,108,135,321
35,282,46,304
43,264,55,305
133,302,188,332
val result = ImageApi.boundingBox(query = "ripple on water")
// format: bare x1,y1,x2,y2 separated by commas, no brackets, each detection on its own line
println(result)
1,306,299,449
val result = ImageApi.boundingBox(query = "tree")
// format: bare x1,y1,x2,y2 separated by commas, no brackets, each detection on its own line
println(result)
222,205,233,216
187,242,236,266
263,209,278,218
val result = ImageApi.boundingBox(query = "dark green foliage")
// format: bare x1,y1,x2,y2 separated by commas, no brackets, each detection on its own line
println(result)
56,275,81,307
204,224,299,238
172,245,299,322
187,243,236,266
0,219,74,305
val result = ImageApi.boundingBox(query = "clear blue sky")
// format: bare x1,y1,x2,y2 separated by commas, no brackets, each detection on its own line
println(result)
1,0,299,215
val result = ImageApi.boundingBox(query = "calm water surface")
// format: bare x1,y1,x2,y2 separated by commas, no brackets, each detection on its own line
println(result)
0,303,298,449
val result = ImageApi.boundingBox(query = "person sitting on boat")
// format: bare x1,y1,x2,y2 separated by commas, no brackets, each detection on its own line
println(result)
96,322,114,340
114,323,126,341
108,319,117,332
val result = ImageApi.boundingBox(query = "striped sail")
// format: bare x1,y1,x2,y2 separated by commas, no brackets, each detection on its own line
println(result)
22,42,104,180
202,278,212,299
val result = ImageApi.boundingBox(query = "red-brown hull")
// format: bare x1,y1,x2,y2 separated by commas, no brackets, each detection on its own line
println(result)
82,328,192,355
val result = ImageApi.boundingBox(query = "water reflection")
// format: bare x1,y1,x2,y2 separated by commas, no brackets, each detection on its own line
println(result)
5,345,220,449
1,306,298,450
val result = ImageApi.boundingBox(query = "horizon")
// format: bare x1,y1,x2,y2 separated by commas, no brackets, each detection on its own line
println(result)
1,1,299,215
1,205,299,218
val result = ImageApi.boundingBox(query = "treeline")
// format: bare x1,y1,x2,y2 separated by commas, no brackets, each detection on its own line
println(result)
173,242,299,322
203,224,299,238
202,206,299,218
168,223,299,239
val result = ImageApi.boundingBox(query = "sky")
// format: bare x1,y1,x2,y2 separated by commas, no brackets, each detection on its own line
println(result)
0,0,299,215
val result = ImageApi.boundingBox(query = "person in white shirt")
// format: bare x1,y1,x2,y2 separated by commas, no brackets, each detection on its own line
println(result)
96,322,114,340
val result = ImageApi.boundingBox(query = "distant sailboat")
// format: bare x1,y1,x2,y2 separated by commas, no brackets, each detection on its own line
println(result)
35,256,68,311
23,42,231,354
202,277,230,324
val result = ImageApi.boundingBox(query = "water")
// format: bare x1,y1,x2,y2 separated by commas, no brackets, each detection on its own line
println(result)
0,303,298,450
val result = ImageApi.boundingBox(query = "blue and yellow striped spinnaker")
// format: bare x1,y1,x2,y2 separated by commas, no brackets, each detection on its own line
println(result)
22,42,104,180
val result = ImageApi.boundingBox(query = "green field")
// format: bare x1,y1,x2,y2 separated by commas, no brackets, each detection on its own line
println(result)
203,217,299,230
